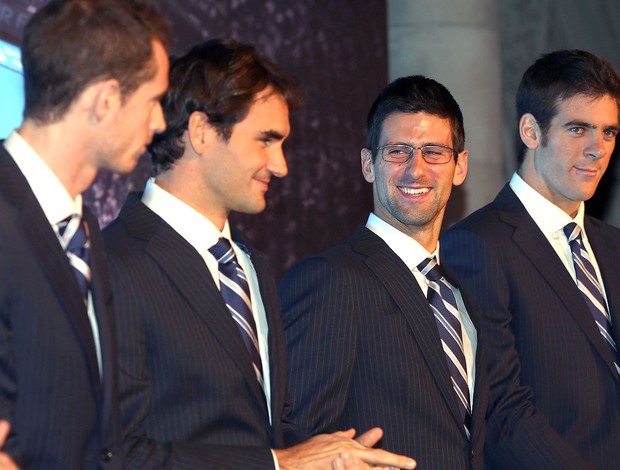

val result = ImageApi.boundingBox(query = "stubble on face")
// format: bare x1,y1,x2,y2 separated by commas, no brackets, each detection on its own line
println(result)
519,93,619,216
104,39,170,175
363,112,467,249
197,88,290,228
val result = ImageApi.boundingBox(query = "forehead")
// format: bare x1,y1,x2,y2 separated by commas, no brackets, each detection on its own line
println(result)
151,40,170,88
380,112,452,144
233,87,290,135
553,93,619,126
128,39,169,98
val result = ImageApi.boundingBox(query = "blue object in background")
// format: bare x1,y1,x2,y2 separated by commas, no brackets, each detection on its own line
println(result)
0,38,23,139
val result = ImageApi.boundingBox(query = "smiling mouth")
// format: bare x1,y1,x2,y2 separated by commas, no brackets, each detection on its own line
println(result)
255,179,270,191
575,167,599,176
399,187,430,195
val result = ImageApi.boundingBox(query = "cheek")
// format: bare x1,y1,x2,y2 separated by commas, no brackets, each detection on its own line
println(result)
380,164,400,182
377,171,393,194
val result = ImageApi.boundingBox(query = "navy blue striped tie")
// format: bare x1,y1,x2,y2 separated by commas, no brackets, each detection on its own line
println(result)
58,215,90,306
564,223,620,375
209,238,264,389
418,256,472,438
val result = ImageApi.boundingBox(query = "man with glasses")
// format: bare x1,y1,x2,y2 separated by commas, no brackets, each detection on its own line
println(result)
279,75,488,469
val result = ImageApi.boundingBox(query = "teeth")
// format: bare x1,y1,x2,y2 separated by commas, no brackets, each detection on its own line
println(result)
400,187,429,195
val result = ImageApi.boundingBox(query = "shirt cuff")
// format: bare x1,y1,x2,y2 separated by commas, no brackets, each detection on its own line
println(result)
271,449,280,470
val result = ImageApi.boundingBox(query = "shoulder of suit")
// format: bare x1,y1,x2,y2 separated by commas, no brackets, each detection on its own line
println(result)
584,215,620,246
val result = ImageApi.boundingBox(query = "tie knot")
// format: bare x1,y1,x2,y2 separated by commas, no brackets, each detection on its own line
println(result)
417,256,444,282
57,215,72,236
209,237,236,265
563,222,582,243
58,215,88,253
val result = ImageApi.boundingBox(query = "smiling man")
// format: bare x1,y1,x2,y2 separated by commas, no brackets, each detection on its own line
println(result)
441,50,620,469
279,75,489,469
103,38,416,470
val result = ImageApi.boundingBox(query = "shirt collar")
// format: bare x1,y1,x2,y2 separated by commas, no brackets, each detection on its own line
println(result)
141,177,232,254
4,130,82,225
510,172,585,237
366,212,438,270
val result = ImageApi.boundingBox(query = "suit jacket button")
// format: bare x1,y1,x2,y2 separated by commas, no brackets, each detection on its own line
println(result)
100,449,113,462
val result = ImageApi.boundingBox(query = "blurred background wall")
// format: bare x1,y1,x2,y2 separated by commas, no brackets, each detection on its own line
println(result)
1,0,619,281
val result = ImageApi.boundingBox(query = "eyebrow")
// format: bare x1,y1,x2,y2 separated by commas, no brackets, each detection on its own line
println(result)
258,130,286,141
386,141,452,147
563,119,620,132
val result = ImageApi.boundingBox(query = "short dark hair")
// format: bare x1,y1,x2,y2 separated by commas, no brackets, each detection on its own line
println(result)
366,75,465,162
516,49,620,164
149,38,301,174
22,0,170,124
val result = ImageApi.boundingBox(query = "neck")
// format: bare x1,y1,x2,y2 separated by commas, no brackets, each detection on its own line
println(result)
410,230,439,254
18,120,96,198
516,165,580,218
154,170,228,232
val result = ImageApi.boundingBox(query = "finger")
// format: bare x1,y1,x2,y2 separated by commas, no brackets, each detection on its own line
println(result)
341,451,366,469
355,427,383,447
0,421,9,447
0,453,18,470
354,448,416,469
332,456,344,469
332,428,357,439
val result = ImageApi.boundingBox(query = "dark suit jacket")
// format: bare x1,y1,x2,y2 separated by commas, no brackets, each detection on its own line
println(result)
102,192,292,469
441,184,620,470
278,226,488,470
0,145,123,469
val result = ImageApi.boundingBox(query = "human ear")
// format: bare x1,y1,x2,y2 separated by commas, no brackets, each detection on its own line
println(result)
83,78,121,124
452,150,468,187
361,148,375,183
187,111,210,154
519,113,540,149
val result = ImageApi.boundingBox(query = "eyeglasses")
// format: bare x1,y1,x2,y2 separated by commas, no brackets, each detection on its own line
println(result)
374,144,456,165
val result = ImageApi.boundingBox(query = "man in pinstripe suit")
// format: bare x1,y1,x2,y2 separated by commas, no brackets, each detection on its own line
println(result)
103,39,416,470
441,50,620,470
279,75,488,469
0,1,170,468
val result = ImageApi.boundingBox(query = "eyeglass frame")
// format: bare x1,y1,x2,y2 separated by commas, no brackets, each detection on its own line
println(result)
372,143,458,165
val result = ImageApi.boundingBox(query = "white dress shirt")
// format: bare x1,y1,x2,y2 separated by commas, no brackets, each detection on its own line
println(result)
366,213,477,405
510,172,609,306
141,178,273,421
3,130,102,375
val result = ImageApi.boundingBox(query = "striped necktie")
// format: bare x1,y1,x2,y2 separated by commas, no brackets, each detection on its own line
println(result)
58,215,91,306
564,223,620,375
418,256,472,438
209,238,264,390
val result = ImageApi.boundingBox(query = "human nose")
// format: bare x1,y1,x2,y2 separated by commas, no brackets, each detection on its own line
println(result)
586,131,613,159
268,147,288,178
152,102,166,134
405,148,428,174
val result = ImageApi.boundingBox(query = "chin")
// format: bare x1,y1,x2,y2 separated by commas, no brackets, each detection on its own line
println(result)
118,155,144,174
247,200,267,214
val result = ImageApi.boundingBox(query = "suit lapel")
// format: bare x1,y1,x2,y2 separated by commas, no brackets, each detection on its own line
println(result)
230,229,288,446
232,228,283,440
86,207,115,402
443,262,488,446
351,227,466,431
119,194,269,414
0,148,101,388
497,186,619,378
584,217,620,380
